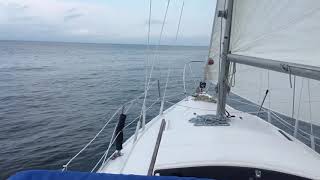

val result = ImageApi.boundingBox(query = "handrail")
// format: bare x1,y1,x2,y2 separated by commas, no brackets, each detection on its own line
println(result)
160,69,171,115
148,119,166,175
183,61,205,95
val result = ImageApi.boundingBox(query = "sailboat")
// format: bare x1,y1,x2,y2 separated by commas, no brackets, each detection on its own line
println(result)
9,0,320,180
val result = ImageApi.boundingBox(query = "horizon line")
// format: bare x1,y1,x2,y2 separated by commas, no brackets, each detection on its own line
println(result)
0,39,209,48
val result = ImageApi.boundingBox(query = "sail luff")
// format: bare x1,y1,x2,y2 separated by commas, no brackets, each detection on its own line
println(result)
206,0,221,61
204,0,221,81
205,0,227,83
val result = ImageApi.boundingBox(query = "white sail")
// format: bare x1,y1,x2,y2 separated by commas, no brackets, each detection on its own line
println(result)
232,64,320,126
207,0,320,125
205,0,226,83
227,0,320,125
230,0,320,67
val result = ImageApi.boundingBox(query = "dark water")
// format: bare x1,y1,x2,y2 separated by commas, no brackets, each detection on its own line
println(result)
1,41,319,179
0,41,207,179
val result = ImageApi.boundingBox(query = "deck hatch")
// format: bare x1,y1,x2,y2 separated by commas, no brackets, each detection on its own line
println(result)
155,166,310,180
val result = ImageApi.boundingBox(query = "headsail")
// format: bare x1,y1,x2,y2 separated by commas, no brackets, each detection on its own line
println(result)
205,0,227,83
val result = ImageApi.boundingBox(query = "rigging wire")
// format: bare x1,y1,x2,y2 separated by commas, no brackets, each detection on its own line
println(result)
144,0,152,100
291,75,296,119
142,0,171,103
266,68,271,123
307,79,313,126
160,0,185,114
295,78,304,137
140,0,153,129
258,69,263,104
291,75,298,137
307,79,315,149
175,1,184,41
267,70,271,109
140,0,171,129
228,62,236,87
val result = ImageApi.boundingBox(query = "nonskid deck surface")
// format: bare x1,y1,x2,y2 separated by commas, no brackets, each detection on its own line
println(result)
99,96,320,179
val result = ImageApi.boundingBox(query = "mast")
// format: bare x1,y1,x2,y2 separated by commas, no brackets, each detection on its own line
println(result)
216,0,234,119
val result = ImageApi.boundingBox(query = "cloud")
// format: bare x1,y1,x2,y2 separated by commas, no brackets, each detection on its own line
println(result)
6,2,28,11
64,13,83,22
0,2,34,23
10,16,34,22
63,8,83,22
0,0,215,45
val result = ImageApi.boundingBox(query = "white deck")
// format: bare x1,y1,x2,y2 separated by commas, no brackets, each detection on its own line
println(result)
99,96,320,179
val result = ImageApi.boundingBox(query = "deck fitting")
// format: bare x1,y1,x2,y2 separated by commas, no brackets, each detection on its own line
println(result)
189,114,230,126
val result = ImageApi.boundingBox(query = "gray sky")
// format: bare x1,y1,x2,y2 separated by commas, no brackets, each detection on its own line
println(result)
0,0,216,46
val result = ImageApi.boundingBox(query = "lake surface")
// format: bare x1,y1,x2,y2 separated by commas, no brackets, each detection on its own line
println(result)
0,41,319,179
0,41,207,179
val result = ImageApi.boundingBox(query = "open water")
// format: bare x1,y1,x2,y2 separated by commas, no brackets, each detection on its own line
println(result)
0,41,319,179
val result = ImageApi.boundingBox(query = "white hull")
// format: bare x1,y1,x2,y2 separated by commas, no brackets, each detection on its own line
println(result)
99,96,320,179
